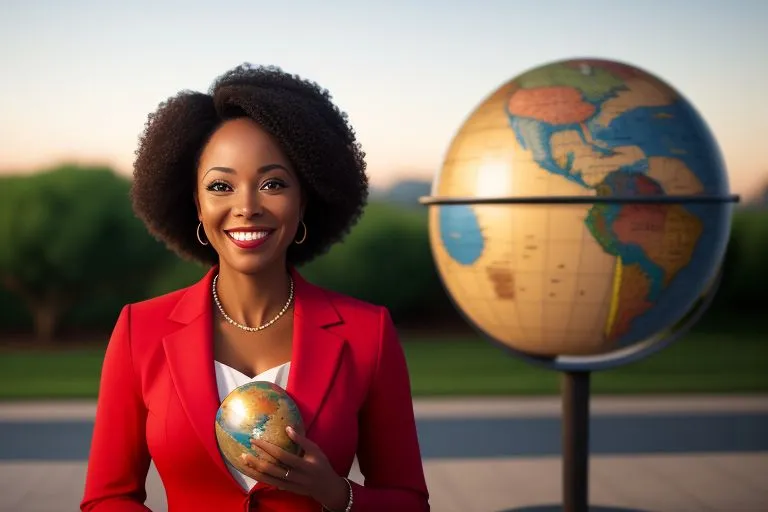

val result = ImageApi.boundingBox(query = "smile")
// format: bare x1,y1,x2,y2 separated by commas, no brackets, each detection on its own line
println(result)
225,229,274,249
228,231,270,241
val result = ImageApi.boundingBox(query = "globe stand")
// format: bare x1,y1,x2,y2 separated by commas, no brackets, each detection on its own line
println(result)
562,371,590,512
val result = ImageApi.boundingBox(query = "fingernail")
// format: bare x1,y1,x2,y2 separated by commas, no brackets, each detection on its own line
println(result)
286,426,294,434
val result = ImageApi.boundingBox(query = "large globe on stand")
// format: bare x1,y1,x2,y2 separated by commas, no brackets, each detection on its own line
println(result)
423,58,736,370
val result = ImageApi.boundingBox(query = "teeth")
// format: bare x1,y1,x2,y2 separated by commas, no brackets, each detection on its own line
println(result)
229,231,269,242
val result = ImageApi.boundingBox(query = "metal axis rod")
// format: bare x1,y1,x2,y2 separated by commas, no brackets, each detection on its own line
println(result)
418,194,740,205
562,371,591,512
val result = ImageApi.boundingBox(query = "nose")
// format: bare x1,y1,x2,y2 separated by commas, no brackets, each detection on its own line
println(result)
233,188,263,218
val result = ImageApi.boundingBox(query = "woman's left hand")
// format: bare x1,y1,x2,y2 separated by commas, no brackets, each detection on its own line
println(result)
242,426,348,509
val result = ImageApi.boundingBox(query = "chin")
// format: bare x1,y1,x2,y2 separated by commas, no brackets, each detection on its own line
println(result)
220,258,274,276
213,231,291,276
219,250,289,277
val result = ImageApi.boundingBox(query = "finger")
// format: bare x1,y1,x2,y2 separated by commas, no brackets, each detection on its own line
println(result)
286,426,320,453
240,452,291,481
250,438,305,468
240,453,306,494
251,471,307,494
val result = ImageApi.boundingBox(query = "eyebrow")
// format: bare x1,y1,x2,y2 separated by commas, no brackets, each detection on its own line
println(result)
203,163,288,178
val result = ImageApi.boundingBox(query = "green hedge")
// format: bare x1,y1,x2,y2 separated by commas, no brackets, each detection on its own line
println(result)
713,209,768,311
1,176,766,339
298,202,453,324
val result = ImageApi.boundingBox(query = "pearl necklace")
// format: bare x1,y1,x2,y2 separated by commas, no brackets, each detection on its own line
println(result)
212,274,294,332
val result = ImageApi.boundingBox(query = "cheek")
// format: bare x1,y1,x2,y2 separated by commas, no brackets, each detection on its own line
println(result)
195,188,209,216
272,192,303,221
197,195,227,221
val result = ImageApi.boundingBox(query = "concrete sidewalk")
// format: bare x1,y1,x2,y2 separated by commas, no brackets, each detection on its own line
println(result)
3,452,766,512
1,395,767,511
3,394,768,420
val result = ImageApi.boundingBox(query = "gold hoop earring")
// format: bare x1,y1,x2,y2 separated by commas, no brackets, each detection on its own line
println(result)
196,222,209,246
294,220,307,245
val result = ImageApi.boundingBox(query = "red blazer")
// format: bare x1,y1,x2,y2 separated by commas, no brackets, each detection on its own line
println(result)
81,267,429,511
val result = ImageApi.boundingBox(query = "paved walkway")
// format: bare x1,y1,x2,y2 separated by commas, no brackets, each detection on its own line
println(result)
1,395,767,511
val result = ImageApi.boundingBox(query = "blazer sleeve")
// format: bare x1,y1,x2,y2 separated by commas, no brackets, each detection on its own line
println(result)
81,305,153,512
353,307,430,511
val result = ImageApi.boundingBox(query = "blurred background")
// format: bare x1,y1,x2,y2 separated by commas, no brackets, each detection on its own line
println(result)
1,0,766,399
1,1,768,510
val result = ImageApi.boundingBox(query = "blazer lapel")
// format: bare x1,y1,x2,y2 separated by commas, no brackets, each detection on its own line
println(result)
162,267,237,486
286,267,345,434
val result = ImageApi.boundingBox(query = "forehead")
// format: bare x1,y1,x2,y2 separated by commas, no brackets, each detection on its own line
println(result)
198,118,289,172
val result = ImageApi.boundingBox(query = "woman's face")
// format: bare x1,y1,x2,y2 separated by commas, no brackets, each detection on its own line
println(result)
195,117,303,275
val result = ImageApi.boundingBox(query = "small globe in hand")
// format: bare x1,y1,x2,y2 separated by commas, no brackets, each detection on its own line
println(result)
215,381,305,475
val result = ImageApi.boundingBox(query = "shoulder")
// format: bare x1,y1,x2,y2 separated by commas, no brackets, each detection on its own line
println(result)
125,286,190,322
309,281,393,331
309,284,411,398
107,281,201,373
114,278,202,339
327,287,388,319
302,280,400,371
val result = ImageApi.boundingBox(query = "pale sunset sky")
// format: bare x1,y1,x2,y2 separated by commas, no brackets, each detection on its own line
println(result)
1,0,766,197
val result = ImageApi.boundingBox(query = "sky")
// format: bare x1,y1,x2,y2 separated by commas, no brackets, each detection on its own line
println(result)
1,0,767,198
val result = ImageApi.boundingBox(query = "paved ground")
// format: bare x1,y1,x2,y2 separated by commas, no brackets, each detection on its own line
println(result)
1,395,767,511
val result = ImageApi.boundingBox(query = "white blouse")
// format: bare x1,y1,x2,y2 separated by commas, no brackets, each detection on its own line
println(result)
214,360,292,491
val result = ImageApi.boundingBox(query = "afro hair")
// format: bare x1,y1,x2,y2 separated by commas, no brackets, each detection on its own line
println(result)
130,63,368,267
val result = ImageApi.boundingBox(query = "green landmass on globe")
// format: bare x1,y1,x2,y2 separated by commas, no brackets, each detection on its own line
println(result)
429,58,731,358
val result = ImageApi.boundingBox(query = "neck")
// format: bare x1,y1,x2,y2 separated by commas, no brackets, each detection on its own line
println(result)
214,263,294,328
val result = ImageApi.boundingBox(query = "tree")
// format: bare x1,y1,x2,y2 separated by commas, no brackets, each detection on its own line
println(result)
299,201,451,324
0,165,172,341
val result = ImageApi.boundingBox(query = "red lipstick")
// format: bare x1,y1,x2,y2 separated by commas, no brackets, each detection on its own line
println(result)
224,227,274,250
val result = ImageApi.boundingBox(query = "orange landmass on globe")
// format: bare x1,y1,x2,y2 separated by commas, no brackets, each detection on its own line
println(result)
655,206,704,285
612,204,703,286
485,264,515,300
646,157,705,195
507,86,595,125
594,78,676,127
606,262,653,341
222,391,280,421
550,130,646,187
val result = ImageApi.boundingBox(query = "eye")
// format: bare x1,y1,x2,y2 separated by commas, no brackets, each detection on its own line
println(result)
206,180,232,193
261,179,287,191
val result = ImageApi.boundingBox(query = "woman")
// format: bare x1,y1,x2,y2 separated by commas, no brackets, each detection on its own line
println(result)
81,64,430,512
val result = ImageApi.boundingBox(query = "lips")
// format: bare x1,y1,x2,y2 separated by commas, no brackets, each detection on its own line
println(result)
225,228,274,250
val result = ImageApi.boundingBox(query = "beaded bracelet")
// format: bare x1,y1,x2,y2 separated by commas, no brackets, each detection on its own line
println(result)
322,477,353,512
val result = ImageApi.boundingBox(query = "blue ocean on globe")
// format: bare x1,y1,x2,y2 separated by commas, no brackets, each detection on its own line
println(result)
439,204,485,265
